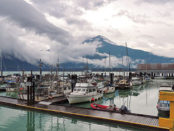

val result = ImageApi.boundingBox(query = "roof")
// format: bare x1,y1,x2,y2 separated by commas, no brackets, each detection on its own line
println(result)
137,63,174,70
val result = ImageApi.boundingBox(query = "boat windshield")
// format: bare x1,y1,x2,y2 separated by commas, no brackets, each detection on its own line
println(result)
77,88,81,91
159,100,170,107
159,101,170,104
73,88,84,92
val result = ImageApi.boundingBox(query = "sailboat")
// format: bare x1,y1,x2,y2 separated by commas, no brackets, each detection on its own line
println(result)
102,52,115,94
115,43,132,89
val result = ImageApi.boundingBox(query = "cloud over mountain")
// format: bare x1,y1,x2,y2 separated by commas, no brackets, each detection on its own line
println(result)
0,0,174,68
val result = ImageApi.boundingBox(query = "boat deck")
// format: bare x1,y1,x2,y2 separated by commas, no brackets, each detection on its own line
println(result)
0,96,169,131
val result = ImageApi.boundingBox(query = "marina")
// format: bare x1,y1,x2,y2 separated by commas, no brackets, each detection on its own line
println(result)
0,71,174,131
1,0,174,130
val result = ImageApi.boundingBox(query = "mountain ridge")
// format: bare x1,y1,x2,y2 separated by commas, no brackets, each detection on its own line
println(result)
1,35,174,71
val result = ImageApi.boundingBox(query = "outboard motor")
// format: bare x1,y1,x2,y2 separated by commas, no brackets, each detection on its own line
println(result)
120,105,128,114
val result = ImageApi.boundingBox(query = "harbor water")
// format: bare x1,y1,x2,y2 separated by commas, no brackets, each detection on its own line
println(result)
0,105,151,131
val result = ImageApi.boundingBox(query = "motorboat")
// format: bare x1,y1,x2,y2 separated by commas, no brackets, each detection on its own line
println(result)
143,75,151,82
67,83,103,104
115,79,132,89
131,77,142,86
63,86,72,95
91,103,118,111
156,84,172,112
0,84,7,91
103,86,115,94
6,80,18,92
91,103,130,113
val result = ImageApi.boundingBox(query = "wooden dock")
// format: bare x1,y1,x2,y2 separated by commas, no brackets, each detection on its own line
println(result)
0,96,169,131
38,96,67,105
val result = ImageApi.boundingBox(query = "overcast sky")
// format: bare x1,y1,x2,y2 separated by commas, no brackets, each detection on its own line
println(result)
0,0,173,66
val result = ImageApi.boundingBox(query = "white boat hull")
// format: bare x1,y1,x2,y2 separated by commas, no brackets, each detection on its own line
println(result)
132,81,142,86
67,93,103,104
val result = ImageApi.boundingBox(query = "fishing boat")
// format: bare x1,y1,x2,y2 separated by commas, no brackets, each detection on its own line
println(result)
103,86,115,94
67,83,103,104
115,79,132,89
143,75,151,82
131,77,142,86
63,86,71,95
6,80,18,92
0,83,6,91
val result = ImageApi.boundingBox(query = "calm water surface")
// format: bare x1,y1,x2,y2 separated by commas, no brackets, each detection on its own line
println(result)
0,105,150,131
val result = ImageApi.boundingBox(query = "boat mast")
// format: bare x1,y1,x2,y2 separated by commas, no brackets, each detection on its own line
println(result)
1,53,3,77
56,58,59,78
104,57,106,76
125,42,130,77
86,58,88,71
122,52,125,78
39,59,42,81
109,51,111,72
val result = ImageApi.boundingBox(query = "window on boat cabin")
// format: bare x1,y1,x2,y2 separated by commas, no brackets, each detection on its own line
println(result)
89,89,92,92
159,100,170,106
74,89,77,91
77,88,81,91
93,89,96,91
160,100,170,104
82,89,86,92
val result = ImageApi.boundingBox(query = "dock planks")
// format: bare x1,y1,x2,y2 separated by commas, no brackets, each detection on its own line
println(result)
0,96,168,131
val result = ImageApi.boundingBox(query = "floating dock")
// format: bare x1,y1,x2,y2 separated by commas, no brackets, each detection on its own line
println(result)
0,96,169,131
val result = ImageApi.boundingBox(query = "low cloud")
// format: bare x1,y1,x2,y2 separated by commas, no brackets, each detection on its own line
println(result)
0,0,174,68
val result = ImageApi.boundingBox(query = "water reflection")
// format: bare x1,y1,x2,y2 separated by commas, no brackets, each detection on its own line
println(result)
0,105,150,131
27,111,35,131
